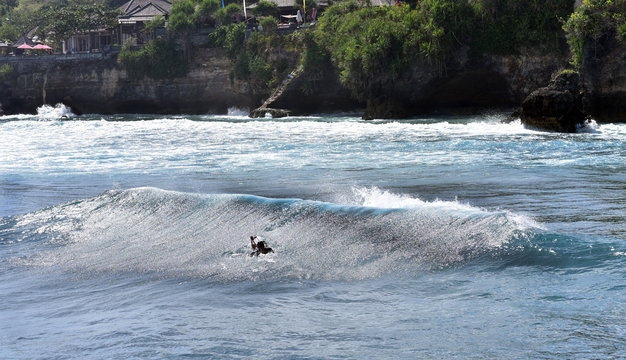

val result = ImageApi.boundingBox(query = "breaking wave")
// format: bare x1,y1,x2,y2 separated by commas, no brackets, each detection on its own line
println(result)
0,187,620,281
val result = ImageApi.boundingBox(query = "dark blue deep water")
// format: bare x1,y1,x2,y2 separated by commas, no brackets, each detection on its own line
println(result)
1,106,624,359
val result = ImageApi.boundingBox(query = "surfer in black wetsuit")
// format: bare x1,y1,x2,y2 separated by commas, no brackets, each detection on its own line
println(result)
250,235,274,256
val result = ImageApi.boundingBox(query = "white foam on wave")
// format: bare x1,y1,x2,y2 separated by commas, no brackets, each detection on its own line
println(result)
343,186,543,230
577,119,600,133
7,187,546,281
349,186,477,212
36,103,75,120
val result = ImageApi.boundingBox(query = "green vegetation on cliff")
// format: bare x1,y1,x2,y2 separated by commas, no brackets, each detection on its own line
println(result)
469,0,573,54
118,37,188,79
314,2,444,99
312,0,575,99
5,0,625,108
563,0,626,69
0,0,120,44
209,22,302,90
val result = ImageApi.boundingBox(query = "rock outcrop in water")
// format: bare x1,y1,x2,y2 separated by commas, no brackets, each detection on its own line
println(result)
517,33,626,131
520,72,587,133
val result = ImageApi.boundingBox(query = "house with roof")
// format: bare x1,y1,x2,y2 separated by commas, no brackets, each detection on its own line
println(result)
118,0,172,45
64,28,115,54
10,30,39,55
63,0,172,54
1,40,11,56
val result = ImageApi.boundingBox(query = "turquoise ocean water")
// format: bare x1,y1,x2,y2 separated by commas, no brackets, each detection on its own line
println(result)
1,105,624,359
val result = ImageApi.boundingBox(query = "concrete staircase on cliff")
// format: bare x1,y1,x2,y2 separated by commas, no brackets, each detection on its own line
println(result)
249,68,303,118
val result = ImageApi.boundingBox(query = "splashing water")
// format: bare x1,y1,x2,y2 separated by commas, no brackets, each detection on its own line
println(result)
227,107,250,117
36,103,75,120
2,187,552,281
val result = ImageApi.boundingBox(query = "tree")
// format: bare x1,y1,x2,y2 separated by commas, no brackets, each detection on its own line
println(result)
563,0,626,68
35,1,120,49
195,0,220,27
168,0,196,59
252,1,279,18
215,3,243,26
260,16,278,35
143,15,166,41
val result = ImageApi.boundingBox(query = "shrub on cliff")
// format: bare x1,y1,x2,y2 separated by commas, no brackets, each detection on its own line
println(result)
215,3,244,26
169,0,196,58
314,1,451,99
260,17,279,35
312,0,576,101
195,0,221,27
0,63,15,86
563,0,626,68
469,0,573,54
118,37,188,79
252,1,279,17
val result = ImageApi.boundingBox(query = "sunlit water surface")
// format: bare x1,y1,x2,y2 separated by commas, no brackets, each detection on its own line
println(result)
0,106,624,359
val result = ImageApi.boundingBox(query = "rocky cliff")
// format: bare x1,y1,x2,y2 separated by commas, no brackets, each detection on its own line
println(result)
6,40,621,124
519,33,626,132
581,35,626,123
0,49,259,115
261,46,567,120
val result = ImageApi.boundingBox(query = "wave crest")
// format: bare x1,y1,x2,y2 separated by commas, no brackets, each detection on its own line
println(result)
3,187,542,280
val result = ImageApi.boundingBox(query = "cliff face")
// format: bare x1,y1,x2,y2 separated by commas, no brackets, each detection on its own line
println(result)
0,43,592,121
518,34,626,132
582,35,626,122
262,46,567,119
0,49,258,115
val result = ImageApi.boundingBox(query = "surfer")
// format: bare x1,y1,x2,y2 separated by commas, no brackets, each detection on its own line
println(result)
249,235,274,256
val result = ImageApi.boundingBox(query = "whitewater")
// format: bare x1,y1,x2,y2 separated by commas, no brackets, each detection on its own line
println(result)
0,106,624,359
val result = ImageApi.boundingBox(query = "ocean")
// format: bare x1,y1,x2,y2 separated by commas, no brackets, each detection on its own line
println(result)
1,105,624,359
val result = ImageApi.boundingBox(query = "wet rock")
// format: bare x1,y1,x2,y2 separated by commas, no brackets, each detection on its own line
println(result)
249,107,291,118
520,72,587,132
362,97,410,120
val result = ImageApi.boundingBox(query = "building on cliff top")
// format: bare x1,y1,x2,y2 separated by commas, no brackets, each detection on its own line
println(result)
63,0,172,54
1,41,11,56
10,30,39,56
118,0,172,45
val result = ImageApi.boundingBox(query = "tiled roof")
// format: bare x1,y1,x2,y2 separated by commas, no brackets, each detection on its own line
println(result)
119,0,172,16
118,0,172,23
11,33,37,48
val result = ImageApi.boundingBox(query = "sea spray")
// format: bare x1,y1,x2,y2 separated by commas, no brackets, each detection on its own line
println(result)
36,103,75,120
5,187,548,281
227,107,250,117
